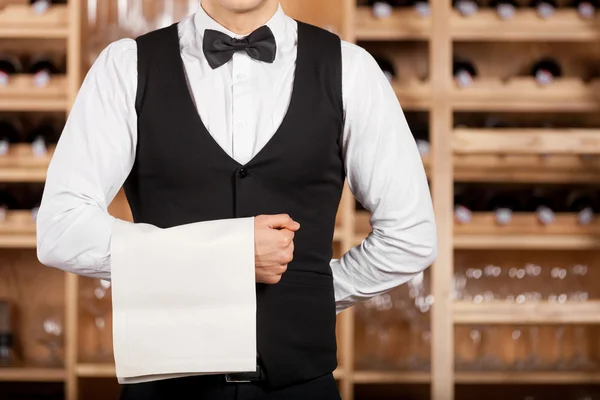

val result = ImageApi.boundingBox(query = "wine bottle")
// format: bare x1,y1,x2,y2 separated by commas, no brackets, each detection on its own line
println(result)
531,58,562,86
573,0,598,19
0,119,21,157
375,57,396,83
29,0,66,14
528,187,557,225
453,58,478,88
0,54,22,87
410,0,431,17
0,301,15,366
566,190,598,225
531,0,557,18
453,0,479,16
491,0,518,19
454,185,473,224
484,117,512,129
411,123,430,156
488,190,521,225
368,0,398,18
27,121,59,157
27,55,60,88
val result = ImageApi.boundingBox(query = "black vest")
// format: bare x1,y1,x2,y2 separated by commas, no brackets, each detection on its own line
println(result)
125,21,345,388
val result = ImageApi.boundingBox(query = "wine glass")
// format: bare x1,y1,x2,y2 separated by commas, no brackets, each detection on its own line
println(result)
82,279,113,362
34,306,64,367
356,293,394,369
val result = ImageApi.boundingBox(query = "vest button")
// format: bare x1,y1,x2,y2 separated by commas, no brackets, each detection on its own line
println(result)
238,168,248,178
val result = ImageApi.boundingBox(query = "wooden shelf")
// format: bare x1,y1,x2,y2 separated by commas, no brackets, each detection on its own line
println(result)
0,210,37,248
392,80,431,110
451,77,600,112
0,143,55,182
0,366,66,382
454,301,600,324
455,371,600,384
355,6,430,40
352,371,431,384
0,75,68,111
453,128,600,155
451,9,600,41
0,4,69,38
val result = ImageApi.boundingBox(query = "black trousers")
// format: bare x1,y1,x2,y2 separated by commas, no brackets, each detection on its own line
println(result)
119,373,342,400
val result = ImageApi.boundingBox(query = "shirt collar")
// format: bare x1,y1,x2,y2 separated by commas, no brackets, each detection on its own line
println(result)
194,2,287,46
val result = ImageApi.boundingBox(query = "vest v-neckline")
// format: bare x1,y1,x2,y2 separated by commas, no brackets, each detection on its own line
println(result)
170,22,305,169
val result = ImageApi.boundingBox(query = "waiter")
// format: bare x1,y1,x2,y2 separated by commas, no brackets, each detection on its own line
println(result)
36,0,437,399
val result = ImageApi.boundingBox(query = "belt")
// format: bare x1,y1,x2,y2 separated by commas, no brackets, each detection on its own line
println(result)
224,364,265,383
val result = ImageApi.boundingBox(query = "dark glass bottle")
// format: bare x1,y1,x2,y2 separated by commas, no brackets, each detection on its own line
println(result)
566,190,598,225
491,0,518,19
28,55,60,88
531,58,562,86
531,0,558,18
453,58,478,88
409,0,431,16
0,301,16,366
27,120,59,157
375,57,397,83
0,54,22,86
411,123,430,157
454,185,473,224
528,187,557,225
368,0,398,18
572,0,598,19
453,0,480,16
0,119,21,156
488,190,521,225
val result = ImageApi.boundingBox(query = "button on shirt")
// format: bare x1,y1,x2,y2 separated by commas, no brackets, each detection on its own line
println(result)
36,3,437,313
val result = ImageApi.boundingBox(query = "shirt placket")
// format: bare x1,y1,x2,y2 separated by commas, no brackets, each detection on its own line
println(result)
231,52,254,165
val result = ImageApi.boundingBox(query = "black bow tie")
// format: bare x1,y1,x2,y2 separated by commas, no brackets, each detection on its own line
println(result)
203,26,277,70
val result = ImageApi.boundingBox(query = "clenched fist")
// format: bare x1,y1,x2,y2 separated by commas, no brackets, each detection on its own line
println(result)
254,214,300,284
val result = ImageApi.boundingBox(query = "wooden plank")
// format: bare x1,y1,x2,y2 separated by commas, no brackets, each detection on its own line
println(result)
454,234,600,249
353,371,431,384
451,77,600,112
0,4,69,38
76,363,115,378
451,9,600,42
455,371,600,384
0,367,66,382
454,129,600,155
454,301,600,324
393,80,431,110
355,6,430,40
0,75,68,111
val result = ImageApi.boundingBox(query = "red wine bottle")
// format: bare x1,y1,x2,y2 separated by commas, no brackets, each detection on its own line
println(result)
454,185,473,224
531,58,562,86
368,0,398,18
0,54,22,87
491,0,518,19
531,0,557,18
528,187,557,225
0,119,21,157
375,57,396,83
453,58,478,88
28,55,60,88
27,121,59,157
573,0,598,18
488,191,521,225
566,190,598,225
453,0,479,16
410,0,431,16
411,123,430,156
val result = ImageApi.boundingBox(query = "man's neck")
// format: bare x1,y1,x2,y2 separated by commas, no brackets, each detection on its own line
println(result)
201,0,280,36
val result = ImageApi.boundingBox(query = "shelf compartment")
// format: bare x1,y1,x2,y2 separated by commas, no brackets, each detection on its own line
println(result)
392,80,431,110
0,366,65,382
353,371,431,384
0,144,55,182
451,9,600,42
453,129,600,155
455,212,600,249
451,78,600,112
0,210,37,248
0,4,69,38
0,75,68,111
355,6,430,40
454,153,600,183
455,371,600,384
454,301,600,324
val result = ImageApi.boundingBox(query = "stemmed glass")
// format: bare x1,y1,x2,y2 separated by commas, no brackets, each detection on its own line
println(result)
82,279,113,362
356,293,394,369
34,306,64,367
401,272,433,371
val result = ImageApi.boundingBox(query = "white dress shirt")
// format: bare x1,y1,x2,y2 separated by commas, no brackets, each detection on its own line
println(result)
36,2,437,313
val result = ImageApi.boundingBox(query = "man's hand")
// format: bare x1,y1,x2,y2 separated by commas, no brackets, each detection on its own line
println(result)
254,214,300,284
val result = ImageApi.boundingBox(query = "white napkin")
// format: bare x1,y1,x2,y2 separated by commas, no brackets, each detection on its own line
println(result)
110,217,257,384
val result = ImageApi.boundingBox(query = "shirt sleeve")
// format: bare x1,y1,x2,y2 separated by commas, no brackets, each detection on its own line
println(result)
36,39,255,280
331,42,438,313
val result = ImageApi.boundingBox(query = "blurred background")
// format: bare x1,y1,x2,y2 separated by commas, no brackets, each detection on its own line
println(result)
1,0,600,399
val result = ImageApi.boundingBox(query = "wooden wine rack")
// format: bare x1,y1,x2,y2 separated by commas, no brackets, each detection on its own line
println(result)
2,0,600,399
